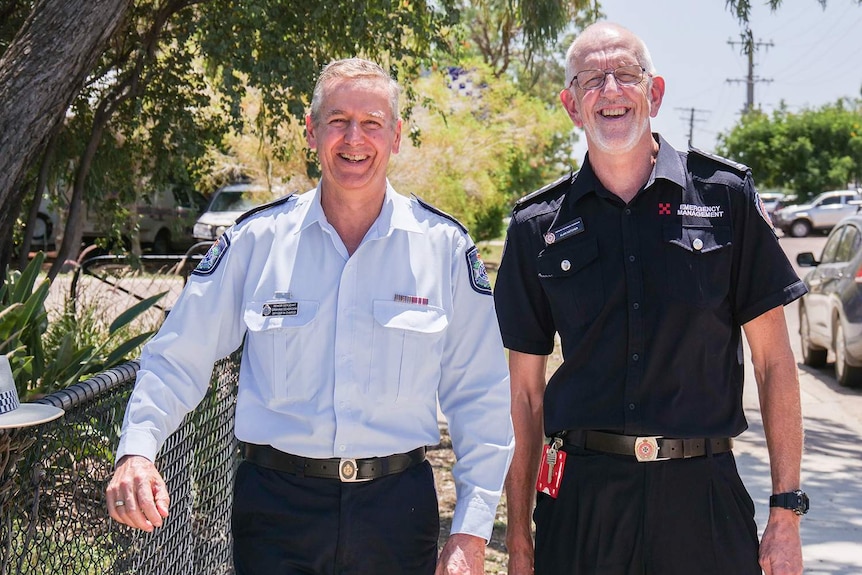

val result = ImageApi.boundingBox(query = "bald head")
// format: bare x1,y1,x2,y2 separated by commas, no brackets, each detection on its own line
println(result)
564,22,656,90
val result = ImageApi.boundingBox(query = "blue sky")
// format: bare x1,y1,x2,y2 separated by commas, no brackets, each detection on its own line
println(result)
571,0,862,159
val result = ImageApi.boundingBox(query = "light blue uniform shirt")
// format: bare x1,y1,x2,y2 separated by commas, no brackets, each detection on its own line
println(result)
118,182,514,540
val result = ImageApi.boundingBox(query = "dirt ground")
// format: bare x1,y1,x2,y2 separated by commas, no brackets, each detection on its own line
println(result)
428,426,510,573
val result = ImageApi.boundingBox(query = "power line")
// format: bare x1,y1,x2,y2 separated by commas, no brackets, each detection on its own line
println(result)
726,37,774,114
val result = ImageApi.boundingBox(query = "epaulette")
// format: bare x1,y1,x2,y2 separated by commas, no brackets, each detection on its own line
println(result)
514,171,573,211
235,193,296,225
688,147,749,174
414,195,468,234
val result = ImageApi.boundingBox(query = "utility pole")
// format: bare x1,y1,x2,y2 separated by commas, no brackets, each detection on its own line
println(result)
675,107,710,148
727,36,773,113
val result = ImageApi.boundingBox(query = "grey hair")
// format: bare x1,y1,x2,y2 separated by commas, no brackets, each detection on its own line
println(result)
309,58,401,126
564,22,656,89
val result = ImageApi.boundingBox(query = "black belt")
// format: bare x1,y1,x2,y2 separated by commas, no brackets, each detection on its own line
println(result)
241,443,426,482
562,430,733,462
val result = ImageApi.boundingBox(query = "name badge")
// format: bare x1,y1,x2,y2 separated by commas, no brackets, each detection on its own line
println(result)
262,301,298,316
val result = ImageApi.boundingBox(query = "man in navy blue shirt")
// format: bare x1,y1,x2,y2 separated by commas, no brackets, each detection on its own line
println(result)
495,22,807,575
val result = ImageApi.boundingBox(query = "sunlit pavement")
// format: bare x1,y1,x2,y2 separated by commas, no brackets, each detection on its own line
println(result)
738,235,862,574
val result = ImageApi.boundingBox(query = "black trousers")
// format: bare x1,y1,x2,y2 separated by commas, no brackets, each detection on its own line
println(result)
232,459,439,575
533,447,760,575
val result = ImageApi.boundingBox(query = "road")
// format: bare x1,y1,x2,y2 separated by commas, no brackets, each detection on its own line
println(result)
736,234,862,574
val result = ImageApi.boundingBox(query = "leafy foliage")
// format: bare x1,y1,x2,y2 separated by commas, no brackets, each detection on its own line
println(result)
1,254,166,400
389,59,576,240
716,99,862,198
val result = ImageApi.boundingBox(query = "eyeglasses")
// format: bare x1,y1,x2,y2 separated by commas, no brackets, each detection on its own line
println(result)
567,65,647,91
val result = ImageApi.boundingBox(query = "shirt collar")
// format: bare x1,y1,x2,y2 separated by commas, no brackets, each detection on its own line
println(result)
568,133,686,205
299,180,424,237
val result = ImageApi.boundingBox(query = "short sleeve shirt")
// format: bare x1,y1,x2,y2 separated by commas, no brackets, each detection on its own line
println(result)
494,134,807,438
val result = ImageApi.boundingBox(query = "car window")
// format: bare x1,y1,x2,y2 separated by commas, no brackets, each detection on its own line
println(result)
836,226,862,263
820,195,842,206
820,227,844,263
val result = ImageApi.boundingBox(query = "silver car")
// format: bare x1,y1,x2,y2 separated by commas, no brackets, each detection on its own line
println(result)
193,183,288,242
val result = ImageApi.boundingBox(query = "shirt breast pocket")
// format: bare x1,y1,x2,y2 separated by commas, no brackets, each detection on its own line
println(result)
370,301,448,403
243,300,320,406
537,236,604,327
663,224,732,308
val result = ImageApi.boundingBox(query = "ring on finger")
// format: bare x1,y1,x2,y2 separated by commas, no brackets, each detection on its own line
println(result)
115,500,126,507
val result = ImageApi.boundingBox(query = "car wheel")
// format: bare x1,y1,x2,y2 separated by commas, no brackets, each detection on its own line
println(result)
152,229,172,254
834,321,862,387
790,220,812,237
800,306,827,367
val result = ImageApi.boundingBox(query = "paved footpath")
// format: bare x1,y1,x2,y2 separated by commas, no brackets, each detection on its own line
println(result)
737,299,862,574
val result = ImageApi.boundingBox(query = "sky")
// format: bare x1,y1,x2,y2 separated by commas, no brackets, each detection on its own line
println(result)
571,0,862,159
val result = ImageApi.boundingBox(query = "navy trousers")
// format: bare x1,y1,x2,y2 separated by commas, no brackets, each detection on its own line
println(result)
232,459,439,575
533,447,761,575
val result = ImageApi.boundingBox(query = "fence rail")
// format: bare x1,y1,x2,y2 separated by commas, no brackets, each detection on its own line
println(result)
0,352,240,575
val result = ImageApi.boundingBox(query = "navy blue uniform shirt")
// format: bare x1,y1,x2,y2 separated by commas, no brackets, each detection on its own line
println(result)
494,134,807,438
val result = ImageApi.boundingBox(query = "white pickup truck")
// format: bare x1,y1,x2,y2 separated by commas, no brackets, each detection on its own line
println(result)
771,189,862,237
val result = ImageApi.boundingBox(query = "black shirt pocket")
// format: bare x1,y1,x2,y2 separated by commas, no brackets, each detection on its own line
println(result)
537,235,604,327
663,224,732,308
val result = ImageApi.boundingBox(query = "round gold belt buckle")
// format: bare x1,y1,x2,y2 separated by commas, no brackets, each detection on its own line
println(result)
634,437,659,462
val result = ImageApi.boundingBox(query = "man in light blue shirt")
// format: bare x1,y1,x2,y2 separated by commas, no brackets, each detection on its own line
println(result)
106,58,514,575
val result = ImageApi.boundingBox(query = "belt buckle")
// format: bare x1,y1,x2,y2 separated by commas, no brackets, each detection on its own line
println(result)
338,458,359,482
634,437,661,462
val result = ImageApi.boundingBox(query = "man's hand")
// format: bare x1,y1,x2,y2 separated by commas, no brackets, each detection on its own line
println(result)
759,510,803,575
106,455,170,532
435,533,486,575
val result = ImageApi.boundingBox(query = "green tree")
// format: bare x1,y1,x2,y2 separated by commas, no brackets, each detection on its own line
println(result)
717,99,862,198
389,59,575,241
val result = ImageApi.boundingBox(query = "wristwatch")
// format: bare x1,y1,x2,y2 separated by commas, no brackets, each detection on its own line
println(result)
769,489,809,515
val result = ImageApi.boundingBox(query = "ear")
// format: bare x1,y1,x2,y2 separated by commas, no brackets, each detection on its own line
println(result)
391,118,403,154
305,115,317,149
648,75,666,118
560,88,584,128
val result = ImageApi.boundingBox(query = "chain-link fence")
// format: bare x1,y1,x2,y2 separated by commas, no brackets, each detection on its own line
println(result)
0,350,240,575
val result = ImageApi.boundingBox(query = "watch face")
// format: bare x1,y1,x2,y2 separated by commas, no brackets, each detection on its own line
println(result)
771,490,809,515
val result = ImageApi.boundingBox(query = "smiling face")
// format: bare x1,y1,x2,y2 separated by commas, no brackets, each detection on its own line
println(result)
561,24,665,156
306,76,402,197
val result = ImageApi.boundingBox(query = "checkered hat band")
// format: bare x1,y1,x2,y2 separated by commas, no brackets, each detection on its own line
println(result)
0,389,20,415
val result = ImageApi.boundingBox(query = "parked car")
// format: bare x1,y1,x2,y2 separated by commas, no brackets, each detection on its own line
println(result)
758,191,788,221
82,186,206,253
796,214,862,387
192,182,289,242
772,189,862,237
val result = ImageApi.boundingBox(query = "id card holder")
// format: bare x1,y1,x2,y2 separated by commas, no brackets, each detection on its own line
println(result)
536,438,566,498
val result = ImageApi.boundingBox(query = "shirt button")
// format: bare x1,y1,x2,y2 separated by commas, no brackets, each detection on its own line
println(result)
632,353,639,361
628,255,636,262
633,302,640,310
629,403,636,411
339,445,347,452
624,208,631,215
560,259,571,271
692,238,704,251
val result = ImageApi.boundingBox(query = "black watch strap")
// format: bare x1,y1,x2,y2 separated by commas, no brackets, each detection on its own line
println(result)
769,489,809,515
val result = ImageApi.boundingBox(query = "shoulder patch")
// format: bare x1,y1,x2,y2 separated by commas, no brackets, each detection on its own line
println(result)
466,245,492,295
414,195,468,234
514,171,573,211
192,234,230,276
688,147,749,174
235,193,296,225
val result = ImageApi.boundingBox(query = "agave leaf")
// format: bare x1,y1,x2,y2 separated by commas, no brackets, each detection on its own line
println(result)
103,331,155,367
109,292,167,335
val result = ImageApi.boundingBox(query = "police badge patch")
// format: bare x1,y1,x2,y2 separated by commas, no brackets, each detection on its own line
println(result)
466,246,492,295
192,234,230,276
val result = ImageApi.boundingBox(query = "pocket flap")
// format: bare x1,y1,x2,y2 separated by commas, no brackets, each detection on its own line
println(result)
663,224,731,254
372,301,448,333
537,236,599,278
